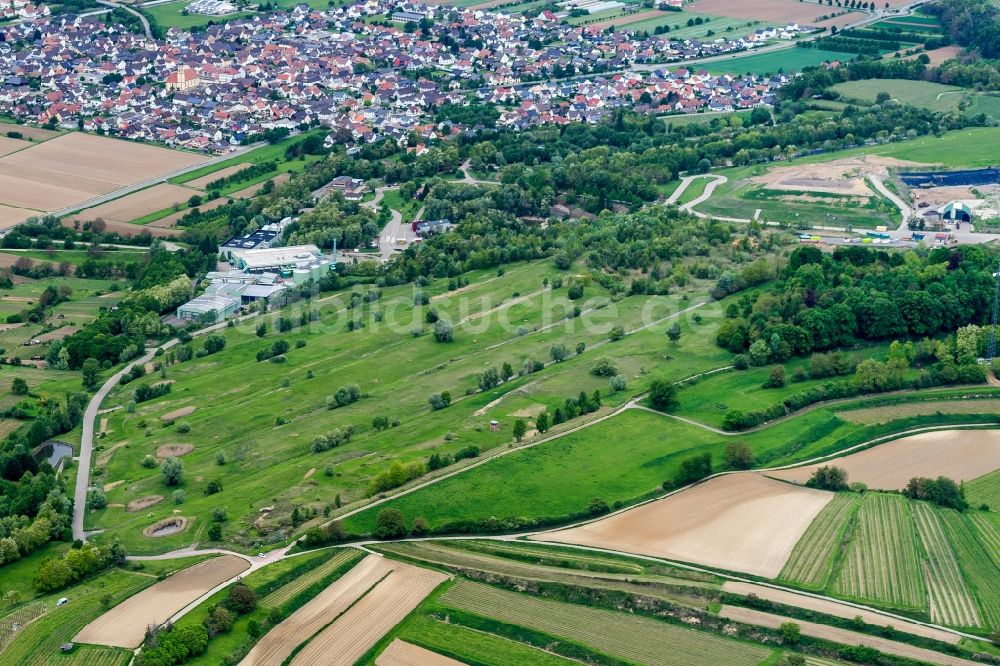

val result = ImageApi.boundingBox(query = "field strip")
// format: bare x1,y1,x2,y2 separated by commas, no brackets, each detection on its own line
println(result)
718,606,979,666
376,639,465,666
0,603,47,653
937,511,1000,629
242,554,396,666
722,581,958,644
261,549,358,608
440,580,769,666
73,555,250,648
968,513,1000,568
832,494,925,610
289,563,448,666
911,503,980,628
779,493,860,589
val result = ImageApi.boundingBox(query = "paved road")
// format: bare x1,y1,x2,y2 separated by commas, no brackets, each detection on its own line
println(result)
97,0,152,39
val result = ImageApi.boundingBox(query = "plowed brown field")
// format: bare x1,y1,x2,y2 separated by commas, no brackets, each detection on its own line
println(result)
376,639,464,666
73,555,249,648
534,473,832,577
770,429,1000,490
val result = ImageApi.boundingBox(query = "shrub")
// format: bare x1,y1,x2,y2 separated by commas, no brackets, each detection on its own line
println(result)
172,489,186,504
588,498,610,515
161,457,183,486
806,465,849,491
672,452,712,487
763,366,786,388
202,335,226,355
610,374,628,392
176,422,191,434
204,479,222,495
373,508,407,539
648,379,677,411
433,319,454,342
141,455,157,469
590,357,617,377
724,441,753,469
428,392,451,410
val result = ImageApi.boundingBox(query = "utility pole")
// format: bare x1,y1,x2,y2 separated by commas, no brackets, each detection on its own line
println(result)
989,265,1000,362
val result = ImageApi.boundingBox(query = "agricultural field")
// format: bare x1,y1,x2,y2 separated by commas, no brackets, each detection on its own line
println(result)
0,132,205,213
536,472,833,577
912,502,980,628
260,549,360,607
687,0,867,27
438,580,772,666
706,46,857,76
832,79,966,113
832,493,924,609
73,555,248,648
67,184,200,226
770,429,1000,491
938,510,1000,629
778,493,860,590
966,469,1000,513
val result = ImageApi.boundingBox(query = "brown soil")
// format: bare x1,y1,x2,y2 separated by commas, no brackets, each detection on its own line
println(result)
769,429,1000,490
126,495,164,512
303,467,316,479
67,183,198,225
160,405,196,421
103,479,124,492
97,442,127,467
0,205,36,231
376,640,463,666
591,9,665,29
536,473,832,578
753,155,921,196
0,136,30,157
687,0,869,25
156,444,194,458
74,555,250,648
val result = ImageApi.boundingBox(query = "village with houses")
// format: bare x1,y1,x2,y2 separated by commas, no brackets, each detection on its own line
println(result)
0,0,805,153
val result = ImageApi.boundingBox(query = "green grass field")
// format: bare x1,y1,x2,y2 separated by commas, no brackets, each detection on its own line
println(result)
620,13,771,41
967,469,1000,513
705,47,856,76
794,127,1000,168
939,509,1000,629
831,79,966,113
912,502,981,628
438,580,772,666
832,493,925,610
1,249,148,267
779,493,860,590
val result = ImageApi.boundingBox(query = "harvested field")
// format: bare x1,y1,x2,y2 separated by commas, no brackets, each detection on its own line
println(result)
126,495,164,513
770,429,1000,490
160,406,196,421
34,326,81,342
779,493,860,589
686,0,866,27
904,45,962,66
69,184,199,224
832,493,924,609
536,473,832,577
0,136,30,157
147,195,230,228
156,444,193,458
0,133,206,211
376,639,464,666
591,9,665,28
837,400,1000,424
242,554,397,666
911,502,980,627
73,555,248,648
261,549,360,608
718,606,978,666
184,162,252,189
722,581,958,643
0,122,62,141
82,219,184,238
289,562,448,666
0,204,36,231
440,580,769,666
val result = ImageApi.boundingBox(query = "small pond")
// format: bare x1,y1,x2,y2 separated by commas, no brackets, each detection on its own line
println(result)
34,441,72,467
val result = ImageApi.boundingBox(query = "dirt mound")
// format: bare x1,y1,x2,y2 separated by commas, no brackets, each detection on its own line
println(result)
156,444,193,458
127,495,164,513
160,405,196,421
143,516,188,538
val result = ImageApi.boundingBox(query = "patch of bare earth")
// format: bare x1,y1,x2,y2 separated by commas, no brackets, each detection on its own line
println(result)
156,444,193,457
753,156,922,196
142,516,188,537
103,479,124,492
161,406,196,421
768,429,1000,490
535,473,832,578
126,495,164,512
718,606,976,666
289,562,448,666
74,555,249,648
376,639,463,666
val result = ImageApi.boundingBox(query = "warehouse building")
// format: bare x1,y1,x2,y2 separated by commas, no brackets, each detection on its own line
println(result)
176,294,240,322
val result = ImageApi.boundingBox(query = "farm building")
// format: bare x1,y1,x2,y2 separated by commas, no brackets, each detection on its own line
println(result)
940,201,973,223
176,294,240,322
312,176,368,202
